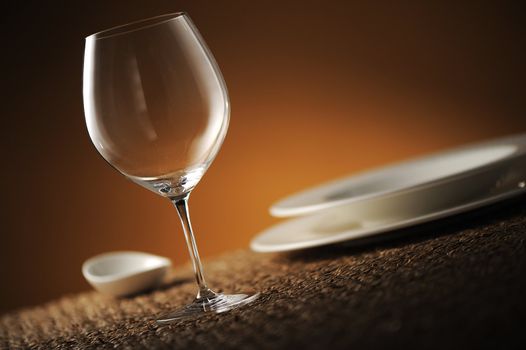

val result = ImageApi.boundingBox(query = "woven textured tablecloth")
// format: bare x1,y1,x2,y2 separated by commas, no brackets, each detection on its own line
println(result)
1,197,526,349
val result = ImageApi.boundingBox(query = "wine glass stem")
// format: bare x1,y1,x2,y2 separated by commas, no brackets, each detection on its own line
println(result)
172,195,213,299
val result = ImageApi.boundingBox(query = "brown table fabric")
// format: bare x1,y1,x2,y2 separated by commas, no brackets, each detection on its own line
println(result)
1,197,526,349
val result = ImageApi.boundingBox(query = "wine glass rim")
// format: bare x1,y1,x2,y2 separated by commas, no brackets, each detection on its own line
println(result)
86,12,186,40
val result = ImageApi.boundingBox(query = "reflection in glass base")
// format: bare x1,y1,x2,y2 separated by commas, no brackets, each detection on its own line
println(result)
156,292,260,324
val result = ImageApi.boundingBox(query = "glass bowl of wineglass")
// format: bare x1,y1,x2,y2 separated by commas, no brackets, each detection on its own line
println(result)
83,12,259,323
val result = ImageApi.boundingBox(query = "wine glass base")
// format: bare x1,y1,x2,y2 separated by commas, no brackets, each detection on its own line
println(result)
156,292,260,324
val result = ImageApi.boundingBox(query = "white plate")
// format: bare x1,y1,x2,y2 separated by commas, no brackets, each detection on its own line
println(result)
270,134,526,218
252,153,526,253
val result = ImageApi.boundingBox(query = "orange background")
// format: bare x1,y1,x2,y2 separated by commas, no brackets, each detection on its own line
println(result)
1,1,525,313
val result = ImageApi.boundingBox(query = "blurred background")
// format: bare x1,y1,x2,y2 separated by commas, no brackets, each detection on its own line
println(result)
1,0,525,313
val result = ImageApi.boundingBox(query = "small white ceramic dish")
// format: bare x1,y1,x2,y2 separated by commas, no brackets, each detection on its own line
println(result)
270,134,526,218
82,251,171,297
252,153,526,253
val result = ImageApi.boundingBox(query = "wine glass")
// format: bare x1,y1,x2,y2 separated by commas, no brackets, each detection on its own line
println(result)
83,12,259,323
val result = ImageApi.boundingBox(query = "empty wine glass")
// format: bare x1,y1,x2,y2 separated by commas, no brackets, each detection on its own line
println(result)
83,12,259,323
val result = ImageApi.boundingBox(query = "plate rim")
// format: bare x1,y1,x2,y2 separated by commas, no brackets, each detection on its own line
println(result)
270,133,526,218
253,185,526,253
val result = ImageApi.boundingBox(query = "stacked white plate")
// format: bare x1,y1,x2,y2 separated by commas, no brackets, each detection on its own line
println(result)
251,134,526,252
